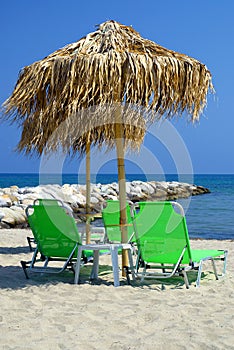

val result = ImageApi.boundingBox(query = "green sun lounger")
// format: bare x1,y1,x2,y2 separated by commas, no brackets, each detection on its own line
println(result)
22,203,86,279
131,201,228,288
102,200,135,243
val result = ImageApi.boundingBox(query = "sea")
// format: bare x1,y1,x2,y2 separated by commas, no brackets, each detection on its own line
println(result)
0,173,233,241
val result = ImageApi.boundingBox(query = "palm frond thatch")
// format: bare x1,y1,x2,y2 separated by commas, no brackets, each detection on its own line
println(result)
2,20,213,155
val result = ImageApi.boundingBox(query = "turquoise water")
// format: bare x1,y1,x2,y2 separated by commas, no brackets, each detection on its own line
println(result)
181,175,234,240
0,173,233,240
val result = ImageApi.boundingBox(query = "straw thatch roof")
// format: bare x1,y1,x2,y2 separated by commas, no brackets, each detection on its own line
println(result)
2,20,213,155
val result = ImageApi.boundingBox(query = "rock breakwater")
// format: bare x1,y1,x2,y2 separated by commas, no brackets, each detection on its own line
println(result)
0,181,210,228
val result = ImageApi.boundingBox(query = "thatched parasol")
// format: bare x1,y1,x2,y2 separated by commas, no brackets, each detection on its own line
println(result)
2,20,213,272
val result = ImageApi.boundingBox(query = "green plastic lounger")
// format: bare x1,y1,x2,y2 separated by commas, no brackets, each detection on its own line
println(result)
102,200,135,243
22,204,85,279
131,201,228,288
22,203,134,286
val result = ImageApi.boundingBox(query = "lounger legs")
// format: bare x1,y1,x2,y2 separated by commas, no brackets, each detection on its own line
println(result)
127,249,135,281
196,261,203,287
211,259,219,280
196,253,228,287
21,260,29,279
222,251,228,275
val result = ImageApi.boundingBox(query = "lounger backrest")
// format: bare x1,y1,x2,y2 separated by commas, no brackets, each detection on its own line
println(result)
27,204,81,258
102,200,135,242
133,201,192,264
33,199,63,206
33,198,74,216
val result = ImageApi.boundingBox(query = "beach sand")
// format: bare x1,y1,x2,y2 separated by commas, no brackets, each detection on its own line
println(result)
0,229,233,350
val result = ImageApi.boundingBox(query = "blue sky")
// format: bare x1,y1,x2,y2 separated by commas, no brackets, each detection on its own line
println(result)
0,0,234,174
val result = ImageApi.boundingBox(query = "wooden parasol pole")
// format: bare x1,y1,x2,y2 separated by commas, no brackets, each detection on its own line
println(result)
115,107,128,275
86,140,91,244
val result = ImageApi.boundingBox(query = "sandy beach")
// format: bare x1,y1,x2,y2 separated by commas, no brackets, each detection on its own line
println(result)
0,228,234,350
